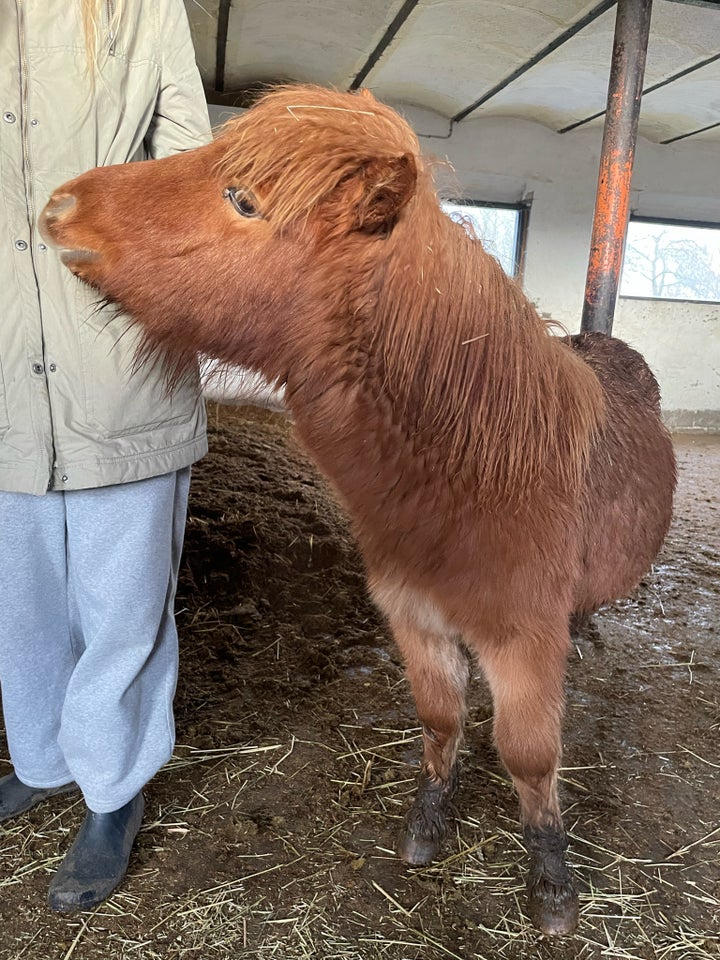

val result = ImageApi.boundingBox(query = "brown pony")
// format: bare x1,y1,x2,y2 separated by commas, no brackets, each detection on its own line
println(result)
40,84,676,935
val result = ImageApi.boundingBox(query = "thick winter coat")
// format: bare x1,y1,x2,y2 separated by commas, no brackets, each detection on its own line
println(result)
0,0,211,494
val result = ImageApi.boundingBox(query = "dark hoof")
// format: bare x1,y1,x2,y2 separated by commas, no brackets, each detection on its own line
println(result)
398,767,458,866
398,828,444,866
524,824,579,936
528,874,579,936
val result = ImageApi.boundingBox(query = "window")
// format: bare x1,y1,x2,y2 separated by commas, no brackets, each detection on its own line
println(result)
620,217,720,303
442,201,527,278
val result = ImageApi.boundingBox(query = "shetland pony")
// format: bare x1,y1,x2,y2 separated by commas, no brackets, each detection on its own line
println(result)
40,85,676,935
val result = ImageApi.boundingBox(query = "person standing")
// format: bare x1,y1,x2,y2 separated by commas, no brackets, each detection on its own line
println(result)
0,0,211,912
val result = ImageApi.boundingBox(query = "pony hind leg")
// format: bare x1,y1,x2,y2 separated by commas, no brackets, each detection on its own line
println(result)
390,619,469,866
474,625,578,936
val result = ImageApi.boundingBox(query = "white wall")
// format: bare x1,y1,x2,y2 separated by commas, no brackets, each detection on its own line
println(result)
209,102,720,429
405,106,720,430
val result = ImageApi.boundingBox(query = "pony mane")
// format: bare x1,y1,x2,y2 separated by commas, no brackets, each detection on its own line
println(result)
220,84,606,503
370,185,607,503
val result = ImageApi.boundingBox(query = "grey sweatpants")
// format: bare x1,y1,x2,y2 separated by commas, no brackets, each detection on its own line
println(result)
0,468,190,813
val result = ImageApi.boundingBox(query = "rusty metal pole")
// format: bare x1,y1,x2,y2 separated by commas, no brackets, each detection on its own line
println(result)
581,0,653,335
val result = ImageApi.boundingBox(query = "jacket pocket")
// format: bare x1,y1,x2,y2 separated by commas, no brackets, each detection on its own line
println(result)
76,287,200,440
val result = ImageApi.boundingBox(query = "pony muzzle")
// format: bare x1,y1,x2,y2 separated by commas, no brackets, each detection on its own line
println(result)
39,193,101,269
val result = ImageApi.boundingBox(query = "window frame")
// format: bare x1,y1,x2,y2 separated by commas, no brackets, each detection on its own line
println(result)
442,199,531,280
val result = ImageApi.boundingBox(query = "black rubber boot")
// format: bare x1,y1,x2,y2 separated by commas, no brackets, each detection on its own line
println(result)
0,771,79,823
48,792,144,913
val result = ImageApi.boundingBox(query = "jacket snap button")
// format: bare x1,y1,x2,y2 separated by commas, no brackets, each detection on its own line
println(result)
38,242,47,251
3,112,16,123
61,475,69,483
48,363,57,373
15,239,28,251
30,118,39,126
32,362,44,375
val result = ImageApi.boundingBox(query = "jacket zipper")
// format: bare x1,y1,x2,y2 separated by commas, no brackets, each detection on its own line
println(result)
15,0,35,230
106,0,116,55
16,0,58,488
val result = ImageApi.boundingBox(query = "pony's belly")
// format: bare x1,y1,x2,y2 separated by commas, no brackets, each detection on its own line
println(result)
576,490,674,613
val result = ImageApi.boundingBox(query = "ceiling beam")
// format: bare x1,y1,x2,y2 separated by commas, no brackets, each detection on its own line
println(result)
559,52,720,133
661,120,720,143
662,0,720,7
214,0,232,94
349,0,421,90
452,0,617,123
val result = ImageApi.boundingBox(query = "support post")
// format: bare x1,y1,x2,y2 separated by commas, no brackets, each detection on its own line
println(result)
581,0,653,335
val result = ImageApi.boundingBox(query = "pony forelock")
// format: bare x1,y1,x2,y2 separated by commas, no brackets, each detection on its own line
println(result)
216,85,422,231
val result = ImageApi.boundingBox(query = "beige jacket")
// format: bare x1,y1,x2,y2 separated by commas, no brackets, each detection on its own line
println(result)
0,0,211,494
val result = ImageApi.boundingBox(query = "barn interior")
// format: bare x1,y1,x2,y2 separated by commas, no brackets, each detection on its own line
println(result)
189,0,720,429
2,3,719,959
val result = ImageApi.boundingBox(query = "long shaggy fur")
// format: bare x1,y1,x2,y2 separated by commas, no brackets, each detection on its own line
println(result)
217,87,606,503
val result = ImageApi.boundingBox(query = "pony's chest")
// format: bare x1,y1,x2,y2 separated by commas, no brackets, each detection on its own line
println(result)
369,577,458,636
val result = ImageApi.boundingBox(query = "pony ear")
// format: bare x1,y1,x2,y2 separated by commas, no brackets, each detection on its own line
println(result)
354,153,417,233
324,153,416,235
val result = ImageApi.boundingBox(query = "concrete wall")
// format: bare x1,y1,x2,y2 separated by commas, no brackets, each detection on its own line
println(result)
209,102,720,429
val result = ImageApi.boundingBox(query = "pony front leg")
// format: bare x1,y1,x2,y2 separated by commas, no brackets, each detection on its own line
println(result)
391,621,469,865
476,628,578,936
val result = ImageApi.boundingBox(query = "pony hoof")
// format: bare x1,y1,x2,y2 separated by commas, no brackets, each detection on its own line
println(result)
527,877,579,936
398,830,442,866
524,824,578,935
397,767,458,866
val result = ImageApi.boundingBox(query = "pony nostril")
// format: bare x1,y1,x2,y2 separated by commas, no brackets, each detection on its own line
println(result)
47,193,76,218
38,193,77,244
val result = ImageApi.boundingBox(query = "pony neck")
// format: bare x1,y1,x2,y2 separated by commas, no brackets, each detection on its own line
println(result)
343,187,605,503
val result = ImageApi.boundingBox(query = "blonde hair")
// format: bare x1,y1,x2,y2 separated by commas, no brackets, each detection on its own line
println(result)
81,0,124,69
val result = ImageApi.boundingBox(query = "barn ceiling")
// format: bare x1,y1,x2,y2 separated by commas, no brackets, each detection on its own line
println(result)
185,0,720,145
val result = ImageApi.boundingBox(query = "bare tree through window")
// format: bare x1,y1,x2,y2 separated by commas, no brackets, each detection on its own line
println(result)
621,219,720,302
442,202,523,277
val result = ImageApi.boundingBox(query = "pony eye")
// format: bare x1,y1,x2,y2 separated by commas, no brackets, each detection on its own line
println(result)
223,186,261,219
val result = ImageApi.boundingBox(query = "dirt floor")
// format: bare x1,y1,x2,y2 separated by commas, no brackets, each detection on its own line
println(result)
0,404,718,960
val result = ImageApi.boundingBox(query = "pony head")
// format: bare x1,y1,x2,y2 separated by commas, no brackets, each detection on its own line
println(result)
39,86,423,379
